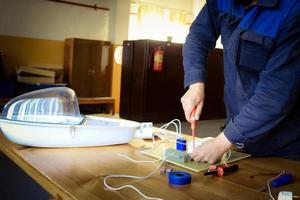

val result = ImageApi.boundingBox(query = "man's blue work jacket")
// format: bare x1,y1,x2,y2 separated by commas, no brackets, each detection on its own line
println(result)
183,0,300,160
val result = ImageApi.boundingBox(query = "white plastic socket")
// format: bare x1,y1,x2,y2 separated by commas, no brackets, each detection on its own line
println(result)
135,122,153,139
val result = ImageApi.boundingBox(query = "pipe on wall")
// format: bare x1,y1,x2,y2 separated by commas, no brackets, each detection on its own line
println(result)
47,0,110,11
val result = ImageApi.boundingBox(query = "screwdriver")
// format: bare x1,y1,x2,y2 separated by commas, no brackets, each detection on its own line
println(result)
191,109,196,150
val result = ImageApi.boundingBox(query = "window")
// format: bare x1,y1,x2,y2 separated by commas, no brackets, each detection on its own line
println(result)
129,2,193,43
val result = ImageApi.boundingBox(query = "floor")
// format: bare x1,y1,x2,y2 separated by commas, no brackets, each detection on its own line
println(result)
0,153,50,200
155,118,225,138
0,118,224,200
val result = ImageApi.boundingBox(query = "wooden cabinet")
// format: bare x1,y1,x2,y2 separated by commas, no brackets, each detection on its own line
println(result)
120,40,186,123
120,39,225,123
64,38,112,97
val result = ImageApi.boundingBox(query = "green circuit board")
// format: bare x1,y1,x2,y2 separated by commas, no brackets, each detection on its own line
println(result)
141,140,251,172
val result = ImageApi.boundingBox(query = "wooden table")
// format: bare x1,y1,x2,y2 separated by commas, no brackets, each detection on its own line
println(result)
0,131,299,200
78,97,115,114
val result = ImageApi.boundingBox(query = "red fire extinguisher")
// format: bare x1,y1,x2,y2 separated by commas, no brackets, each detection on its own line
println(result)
153,47,164,71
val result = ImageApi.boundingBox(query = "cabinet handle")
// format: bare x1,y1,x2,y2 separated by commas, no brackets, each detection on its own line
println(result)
92,69,95,75
88,69,92,75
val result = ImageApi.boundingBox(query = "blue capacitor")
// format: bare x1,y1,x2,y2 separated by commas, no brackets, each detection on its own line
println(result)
176,138,187,151
271,173,293,187
168,171,192,185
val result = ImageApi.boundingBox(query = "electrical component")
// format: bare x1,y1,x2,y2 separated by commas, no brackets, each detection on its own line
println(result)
159,166,173,175
267,172,294,200
135,122,153,139
271,173,293,187
176,138,187,151
278,191,293,200
164,148,190,163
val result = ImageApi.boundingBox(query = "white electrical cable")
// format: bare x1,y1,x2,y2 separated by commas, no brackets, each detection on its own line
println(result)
104,119,181,199
118,153,161,163
159,119,182,135
152,119,183,146
160,121,179,133
169,119,182,134
104,156,166,200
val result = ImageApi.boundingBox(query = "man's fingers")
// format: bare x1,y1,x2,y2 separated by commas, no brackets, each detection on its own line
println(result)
183,106,193,122
182,101,203,122
180,82,205,122
195,101,203,120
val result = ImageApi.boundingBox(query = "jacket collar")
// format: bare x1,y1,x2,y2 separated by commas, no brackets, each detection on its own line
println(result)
256,0,278,8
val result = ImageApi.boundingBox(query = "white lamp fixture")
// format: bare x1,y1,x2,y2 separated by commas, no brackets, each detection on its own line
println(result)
114,46,123,65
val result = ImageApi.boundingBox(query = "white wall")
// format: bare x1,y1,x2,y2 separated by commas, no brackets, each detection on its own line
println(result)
192,0,205,18
0,0,114,41
133,0,193,12
110,0,130,45
192,0,223,48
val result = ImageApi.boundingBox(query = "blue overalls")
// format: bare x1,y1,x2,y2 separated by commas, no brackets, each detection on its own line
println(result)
183,0,300,159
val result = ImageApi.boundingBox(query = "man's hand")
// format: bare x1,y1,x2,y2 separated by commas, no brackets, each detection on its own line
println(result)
181,82,205,122
190,132,232,164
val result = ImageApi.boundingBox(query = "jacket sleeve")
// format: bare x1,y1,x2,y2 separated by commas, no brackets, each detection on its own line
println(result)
224,9,300,146
183,0,220,88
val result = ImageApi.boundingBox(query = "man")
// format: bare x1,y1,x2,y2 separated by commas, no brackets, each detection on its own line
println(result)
181,0,300,163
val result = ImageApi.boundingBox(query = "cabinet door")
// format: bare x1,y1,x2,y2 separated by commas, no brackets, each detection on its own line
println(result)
72,39,93,97
201,49,226,119
144,41,185,122
91,42,112,97
120,41,134,119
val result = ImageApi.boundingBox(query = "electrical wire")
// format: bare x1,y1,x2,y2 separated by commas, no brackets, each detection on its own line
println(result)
118,153,161,163
158,119,182,136
104,119,182,200
104,119,233,199
152,119,182,146
104,156,166,200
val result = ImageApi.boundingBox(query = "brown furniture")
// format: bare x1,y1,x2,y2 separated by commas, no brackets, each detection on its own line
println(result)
0,127,299,200
120,39,225,123
120,40,186,123
202,48,226,120
64,38,113,98
78,97,115,114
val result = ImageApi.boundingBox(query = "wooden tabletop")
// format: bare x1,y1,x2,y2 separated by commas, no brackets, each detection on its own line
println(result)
0,131,299,200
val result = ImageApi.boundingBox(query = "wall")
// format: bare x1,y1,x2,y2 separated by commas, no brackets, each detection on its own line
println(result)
0,0,199,114
192,0,206,18
0,0,115,74
0,35,64,77
108,0,130,113
133,0,193,12
110,0,130,45
0,0,111,41
192,0,223,48
0,0,129,113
